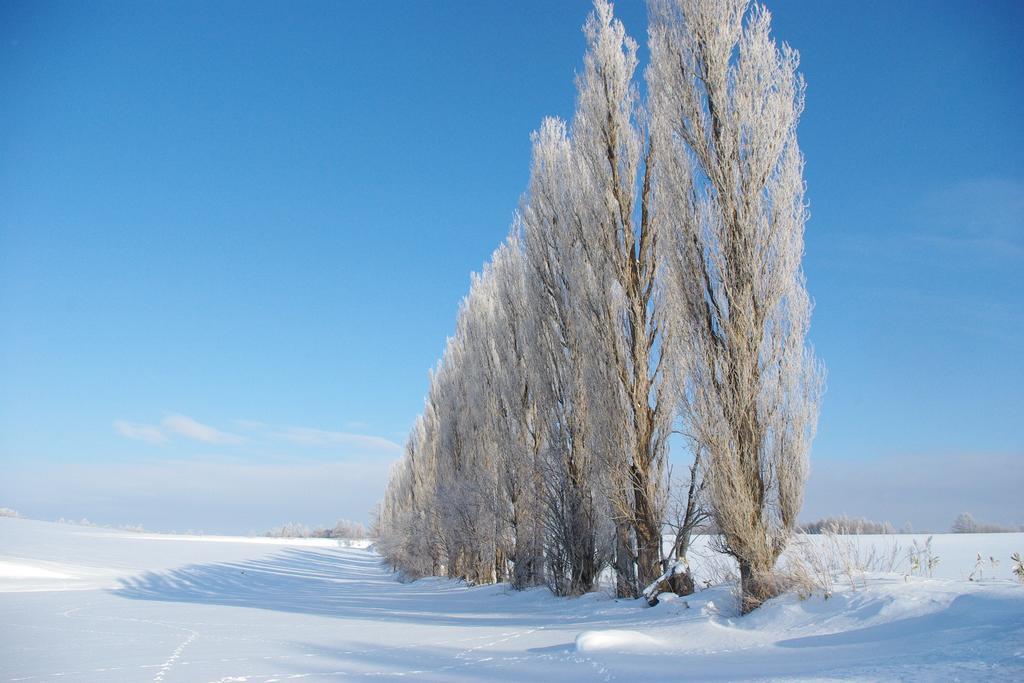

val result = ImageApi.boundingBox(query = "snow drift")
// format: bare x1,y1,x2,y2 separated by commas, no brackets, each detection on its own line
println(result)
2,517,1022,681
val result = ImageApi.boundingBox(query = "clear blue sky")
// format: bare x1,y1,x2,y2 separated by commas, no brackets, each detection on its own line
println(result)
1,0,1021,533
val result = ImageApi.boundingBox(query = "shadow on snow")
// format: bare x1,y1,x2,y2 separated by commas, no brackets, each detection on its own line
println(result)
110,547,611,628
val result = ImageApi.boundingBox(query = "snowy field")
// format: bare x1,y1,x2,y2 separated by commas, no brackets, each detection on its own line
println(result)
2,518,1022,682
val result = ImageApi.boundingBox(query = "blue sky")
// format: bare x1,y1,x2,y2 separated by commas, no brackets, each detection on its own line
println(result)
1,0,1021,533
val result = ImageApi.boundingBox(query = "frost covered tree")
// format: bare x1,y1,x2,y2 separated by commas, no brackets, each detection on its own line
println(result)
489,239,547,588
377,0,820,613
519,118,608,595
648,0,823,612
570,0,673,596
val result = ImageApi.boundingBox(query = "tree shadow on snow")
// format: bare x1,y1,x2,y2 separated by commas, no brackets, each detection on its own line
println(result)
110,547,606,628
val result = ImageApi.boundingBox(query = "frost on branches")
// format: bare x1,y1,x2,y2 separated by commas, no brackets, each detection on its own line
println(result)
375,0,821,612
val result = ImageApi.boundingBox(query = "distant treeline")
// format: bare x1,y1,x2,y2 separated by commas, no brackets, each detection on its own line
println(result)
798,513,1022,535
950,513,1023,534
799,516,899,535
1,508,150,531
264,519,367,539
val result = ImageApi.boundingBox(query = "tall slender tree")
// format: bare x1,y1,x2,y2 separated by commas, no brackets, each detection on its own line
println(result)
520,118,607,595
571,0,673,595
649,0,823,612
489,239,547,588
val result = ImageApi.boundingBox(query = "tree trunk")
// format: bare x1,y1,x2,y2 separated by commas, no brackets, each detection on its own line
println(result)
738,558,777,614
642,561,694,606
614,520,638,598
625,266,663,594
494,546,506,584
665,567,695,597
632,474,662,591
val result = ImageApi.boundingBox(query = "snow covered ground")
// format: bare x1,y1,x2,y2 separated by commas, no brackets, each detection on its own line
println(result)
2,518,1022,681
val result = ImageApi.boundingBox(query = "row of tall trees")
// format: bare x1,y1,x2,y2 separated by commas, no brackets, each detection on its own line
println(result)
375,0,822,612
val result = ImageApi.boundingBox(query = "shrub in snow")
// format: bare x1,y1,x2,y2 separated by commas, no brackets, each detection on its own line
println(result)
1012,553,1024,583
969,553,984,582
907,536,940,578
968,553,1002,582
0,507,22,518
783,529,902,599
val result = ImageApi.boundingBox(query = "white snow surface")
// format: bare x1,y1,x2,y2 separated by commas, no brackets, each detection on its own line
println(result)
2,517,1022,682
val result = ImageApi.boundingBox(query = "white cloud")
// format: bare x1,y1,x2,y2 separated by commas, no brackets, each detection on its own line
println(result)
272,427,401,454
161,415,243,445
113,420,167,445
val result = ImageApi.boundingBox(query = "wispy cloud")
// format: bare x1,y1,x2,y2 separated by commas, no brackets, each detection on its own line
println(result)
115,414,242,446
272,427,401,454
113,413,401,455
161,414,244,445
113,420,167,445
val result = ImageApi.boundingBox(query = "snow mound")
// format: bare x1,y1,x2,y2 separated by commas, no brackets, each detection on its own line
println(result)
574,629,666,653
